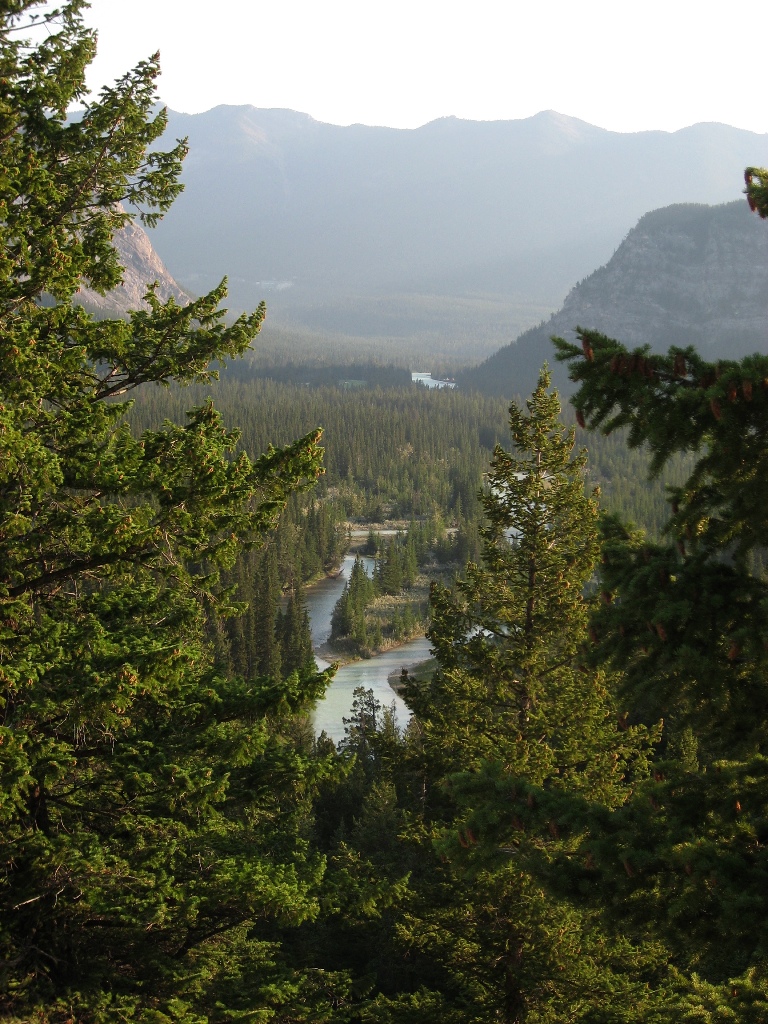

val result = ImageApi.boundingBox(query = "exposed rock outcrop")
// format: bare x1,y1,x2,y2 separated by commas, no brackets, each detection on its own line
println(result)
462,200,768,397
76,219,191,315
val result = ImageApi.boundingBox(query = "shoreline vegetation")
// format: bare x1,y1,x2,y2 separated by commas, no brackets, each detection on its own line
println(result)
307,521,448,680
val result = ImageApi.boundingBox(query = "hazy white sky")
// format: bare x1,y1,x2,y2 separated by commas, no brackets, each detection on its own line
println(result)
83,0,765,134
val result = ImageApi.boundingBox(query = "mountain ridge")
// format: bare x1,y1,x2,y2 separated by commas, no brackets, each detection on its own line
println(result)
461,198,768,397
138,106,768,362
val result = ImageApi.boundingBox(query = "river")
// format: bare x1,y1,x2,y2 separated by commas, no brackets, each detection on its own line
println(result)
306,554,433,742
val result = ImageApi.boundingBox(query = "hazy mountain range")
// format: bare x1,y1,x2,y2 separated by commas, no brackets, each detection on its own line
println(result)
461,199,768,396
140,105,768,360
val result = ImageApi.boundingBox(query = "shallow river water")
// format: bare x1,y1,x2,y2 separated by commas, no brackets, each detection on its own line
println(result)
305,554,432,742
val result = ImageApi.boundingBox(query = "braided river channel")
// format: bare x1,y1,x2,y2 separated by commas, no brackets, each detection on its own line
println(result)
306,553,432,742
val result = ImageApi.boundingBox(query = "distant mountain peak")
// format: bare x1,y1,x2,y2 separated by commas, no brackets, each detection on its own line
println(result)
140,105,768,360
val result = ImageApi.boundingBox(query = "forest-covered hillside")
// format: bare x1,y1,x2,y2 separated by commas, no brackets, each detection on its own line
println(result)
132,377,689,536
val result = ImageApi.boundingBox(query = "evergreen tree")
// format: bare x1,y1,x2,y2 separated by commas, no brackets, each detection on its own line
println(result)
413,368,650,788
254,545,284,679
551,173,768,1019
403,535,418,587
0,5,333,1019
331,585,354,640
281,580,315,677
380,539,404,595
363,528,381,555
330,556,375,646
395,370,658,1024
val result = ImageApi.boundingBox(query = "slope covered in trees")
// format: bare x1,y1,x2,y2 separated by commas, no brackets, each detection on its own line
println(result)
132,377,690,537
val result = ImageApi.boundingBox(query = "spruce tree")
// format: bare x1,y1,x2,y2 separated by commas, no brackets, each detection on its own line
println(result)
380,539,404,595
281,580,315,677
396,370,658,1024
254,545,284,679
413,368,650,791
0,4,333,1020
550,171,768,1018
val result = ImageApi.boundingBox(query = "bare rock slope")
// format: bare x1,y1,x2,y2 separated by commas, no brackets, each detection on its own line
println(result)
462,200,768,397
77,220,191,315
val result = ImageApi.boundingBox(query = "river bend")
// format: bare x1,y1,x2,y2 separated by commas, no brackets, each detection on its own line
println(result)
306,554,432,742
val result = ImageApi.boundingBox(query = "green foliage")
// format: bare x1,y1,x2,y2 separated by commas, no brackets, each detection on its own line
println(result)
0,4,331,1020
412,369,654,789
132,375,689,549
305,691,446,1019
328,529,436,653
331,556,376,645
552,327,768,758
553,330,768,561
745,166,768,220
553,190,768,1019
7,5,765,1017
0,0,184,306
279,581,316,677
386,371,659,1023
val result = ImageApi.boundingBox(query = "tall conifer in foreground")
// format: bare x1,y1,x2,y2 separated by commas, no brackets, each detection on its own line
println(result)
551,170,768,1019
413,368,651,792
390,371,660,1024
0,4,335,1020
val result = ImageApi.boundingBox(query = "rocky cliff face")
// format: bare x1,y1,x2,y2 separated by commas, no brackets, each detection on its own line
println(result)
556,200,768,351
76,219,191,315
462,200,768,398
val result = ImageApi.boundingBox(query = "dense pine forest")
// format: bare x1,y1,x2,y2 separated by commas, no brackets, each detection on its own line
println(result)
5,4,768,1022
131,378,691,668
133,376,691,532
